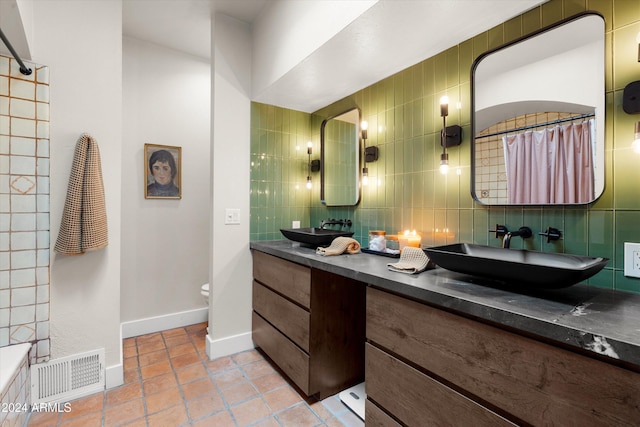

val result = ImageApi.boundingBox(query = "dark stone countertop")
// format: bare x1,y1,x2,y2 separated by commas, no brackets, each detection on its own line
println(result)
250,240,640,369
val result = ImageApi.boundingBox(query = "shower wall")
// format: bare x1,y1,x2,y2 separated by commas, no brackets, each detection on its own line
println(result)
0,54,50,363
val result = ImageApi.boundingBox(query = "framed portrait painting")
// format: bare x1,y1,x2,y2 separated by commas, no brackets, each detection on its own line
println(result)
144,144,182,199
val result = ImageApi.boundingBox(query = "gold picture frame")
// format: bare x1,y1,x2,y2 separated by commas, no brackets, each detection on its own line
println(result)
144,144,182,199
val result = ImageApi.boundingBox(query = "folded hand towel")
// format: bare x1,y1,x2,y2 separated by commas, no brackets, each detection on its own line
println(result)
387,246,434,274
54,133,108,256
316,237,361,256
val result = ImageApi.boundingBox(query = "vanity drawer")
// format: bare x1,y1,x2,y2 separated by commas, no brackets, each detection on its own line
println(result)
366,344,514,426
252,312,311,394
365,399,402,427
252,281,310,352
253,251,311,308
366,287,640,426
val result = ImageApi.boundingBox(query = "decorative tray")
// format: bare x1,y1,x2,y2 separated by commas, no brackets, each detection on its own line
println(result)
361,248,401,258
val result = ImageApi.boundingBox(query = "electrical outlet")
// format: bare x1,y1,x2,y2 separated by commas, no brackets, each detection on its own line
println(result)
292,221,300,229
224,208,240,225
624,242,640,278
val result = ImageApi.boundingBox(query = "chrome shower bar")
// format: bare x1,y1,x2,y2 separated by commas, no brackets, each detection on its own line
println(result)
0,26,32,75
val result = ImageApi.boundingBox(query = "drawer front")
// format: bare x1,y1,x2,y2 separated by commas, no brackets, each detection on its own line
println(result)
366,344,515,427
367,287,640,426
252,281,310,352
365,400,402,427
252,312,311,395
253,251,311,308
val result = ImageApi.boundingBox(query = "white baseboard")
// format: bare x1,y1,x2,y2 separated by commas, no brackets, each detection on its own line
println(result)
121,307,208,339
206,331,254,360
105,363,123,390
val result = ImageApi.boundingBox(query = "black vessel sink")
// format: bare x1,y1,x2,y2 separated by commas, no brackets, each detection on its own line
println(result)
280,228,354,247
424,243,609,289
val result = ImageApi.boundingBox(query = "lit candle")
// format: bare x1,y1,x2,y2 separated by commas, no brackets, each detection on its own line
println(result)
398,230,421,250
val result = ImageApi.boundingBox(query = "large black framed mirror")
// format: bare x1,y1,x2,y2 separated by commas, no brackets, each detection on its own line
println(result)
320,108,361,206
471,12,605,205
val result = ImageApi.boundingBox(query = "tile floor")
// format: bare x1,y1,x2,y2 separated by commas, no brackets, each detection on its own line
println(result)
26,323,364,426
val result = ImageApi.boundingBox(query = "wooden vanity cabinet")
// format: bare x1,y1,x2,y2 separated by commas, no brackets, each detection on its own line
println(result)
252,251,365,399
366,287,640,426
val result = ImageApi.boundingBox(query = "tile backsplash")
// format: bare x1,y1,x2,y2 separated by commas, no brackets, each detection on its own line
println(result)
250,0,640,293
0,55,50,361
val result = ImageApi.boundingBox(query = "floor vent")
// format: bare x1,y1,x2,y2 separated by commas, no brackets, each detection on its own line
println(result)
31,349,105,404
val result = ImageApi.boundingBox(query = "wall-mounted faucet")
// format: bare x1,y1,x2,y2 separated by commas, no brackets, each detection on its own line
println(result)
320,218,352,230
539,227,562,243
489,224,532,248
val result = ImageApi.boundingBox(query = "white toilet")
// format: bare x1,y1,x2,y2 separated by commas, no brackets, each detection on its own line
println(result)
201,283,209,305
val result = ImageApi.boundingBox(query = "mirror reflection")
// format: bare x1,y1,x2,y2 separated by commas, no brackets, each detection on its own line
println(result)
321,108,360,206
471,13,605,205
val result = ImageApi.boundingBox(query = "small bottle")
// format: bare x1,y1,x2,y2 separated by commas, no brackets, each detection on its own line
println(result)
368,230,386,252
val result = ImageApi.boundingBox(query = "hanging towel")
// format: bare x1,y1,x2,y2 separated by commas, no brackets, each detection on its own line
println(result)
387,247,434,274
54,133,108,255
316,237,361,256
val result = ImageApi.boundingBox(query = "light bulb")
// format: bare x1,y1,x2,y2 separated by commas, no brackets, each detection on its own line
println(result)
634,122,640,153
307,141,313,155
361,120,368,131
362,167,369,186
440,96,449,117
306,176,312,189
439,152,449,175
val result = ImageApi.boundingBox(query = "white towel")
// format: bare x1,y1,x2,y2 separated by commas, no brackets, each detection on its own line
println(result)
387,246,434,274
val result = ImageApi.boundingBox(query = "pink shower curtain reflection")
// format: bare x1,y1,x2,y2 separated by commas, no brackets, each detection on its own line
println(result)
503,119,595,204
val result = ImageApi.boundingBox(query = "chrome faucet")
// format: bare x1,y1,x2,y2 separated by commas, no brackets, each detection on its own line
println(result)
489,225,532,248
320,218,352,230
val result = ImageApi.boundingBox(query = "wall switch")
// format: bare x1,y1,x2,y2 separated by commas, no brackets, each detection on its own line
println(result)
225,208,240,225
292,221,300,229
624,242,640,278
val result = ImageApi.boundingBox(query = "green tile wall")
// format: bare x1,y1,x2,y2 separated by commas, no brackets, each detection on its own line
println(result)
251,0,640,293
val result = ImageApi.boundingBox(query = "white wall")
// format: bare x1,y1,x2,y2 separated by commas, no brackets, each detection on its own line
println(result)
207,13,253,358
30,0,123,383
121,37,210,323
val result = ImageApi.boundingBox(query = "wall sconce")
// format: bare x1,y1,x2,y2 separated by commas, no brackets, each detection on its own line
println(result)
306,141,313,189
439,96,462,174
361,120,379,186
633,122,640,154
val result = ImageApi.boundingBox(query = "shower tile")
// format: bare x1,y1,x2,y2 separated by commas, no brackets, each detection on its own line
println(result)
0,76,7,96
0,57,8,75
0,194,7,212
11,232,36,250
36,120,49,139
0,115,8,134
11,250,37,269
11,213,36,231
11,195,36,212
35,302,48,321
37,249,48,267
9,98,35,119
10,306,35,325
11,287,36,306
36,213,48,231
11,117,36,138
0,96,7,115
36,195,49,213
36,231,49,249
0,135,8,153
36,138,48,158
0,290,8,307
36,84,49,103
36,102,49,122
10,155,36,175
0,252,7,271
0,272,8,288
35,267,48,285
36,157,49,176
36,67,49,84
10,136,35,156
9,79,35,100
36,285,49,304
0,309,8,327
0,232,7,250
11,268,35,288
10,176,36,194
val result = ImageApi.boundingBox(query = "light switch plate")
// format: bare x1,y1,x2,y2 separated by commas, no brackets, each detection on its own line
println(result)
225,208,240,225
624,242,640,278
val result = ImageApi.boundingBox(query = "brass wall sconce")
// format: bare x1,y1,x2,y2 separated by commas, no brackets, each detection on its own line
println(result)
439,96,462,174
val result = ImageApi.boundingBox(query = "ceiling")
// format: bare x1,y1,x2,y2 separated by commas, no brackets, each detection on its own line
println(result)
123,0,546,113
